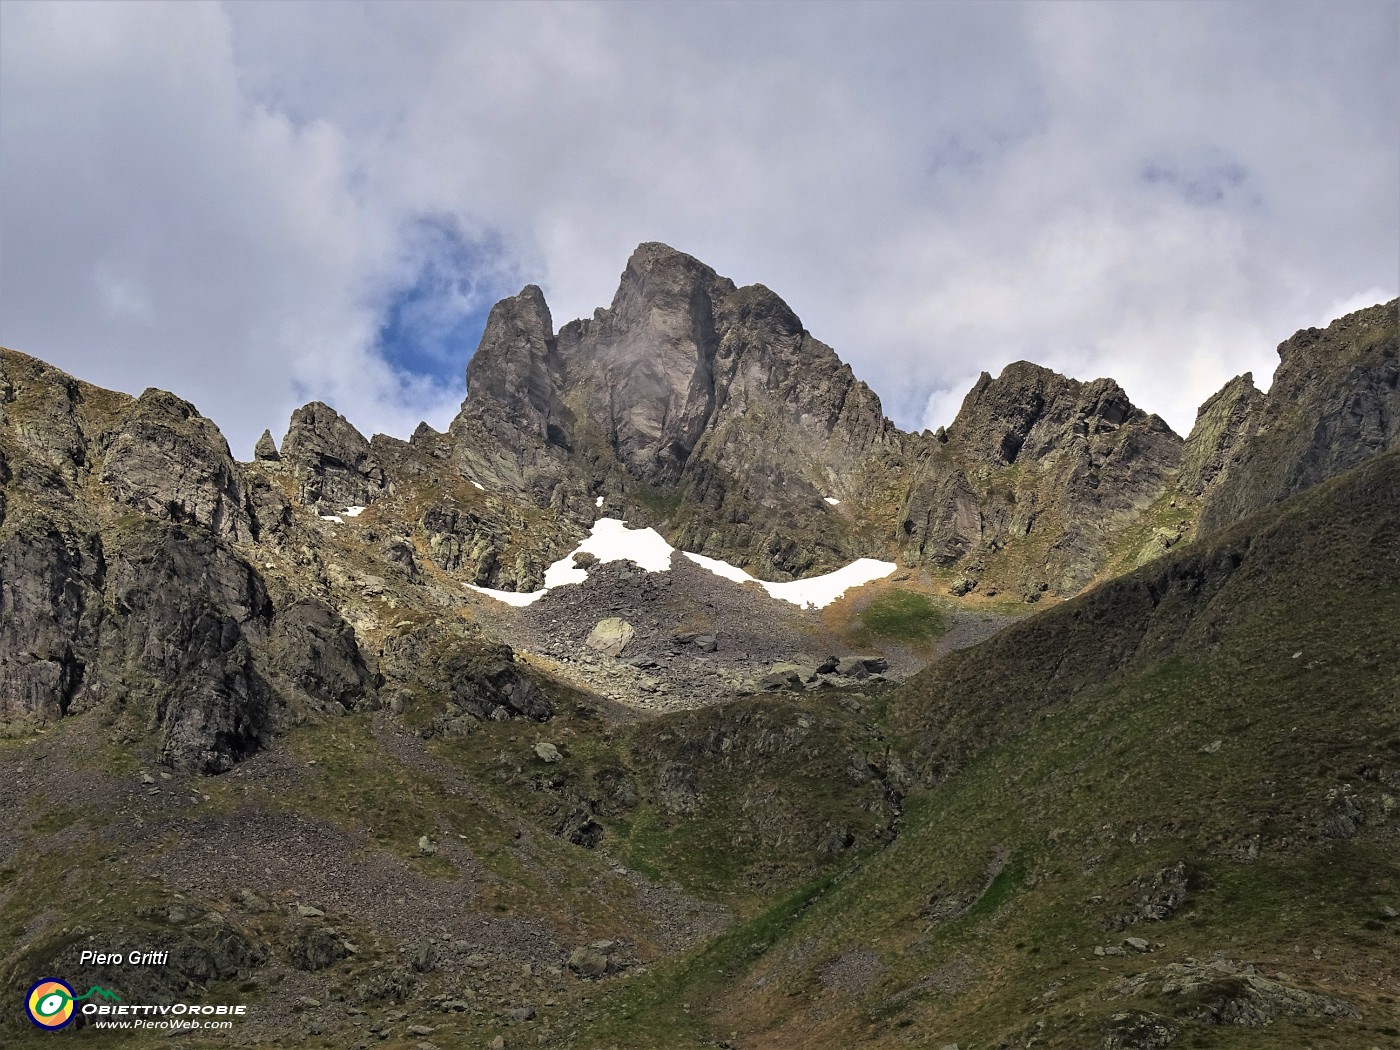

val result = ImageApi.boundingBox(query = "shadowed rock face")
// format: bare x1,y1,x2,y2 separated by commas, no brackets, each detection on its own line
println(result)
1193,300,1399,535
1,344,561,772
0,350,375,771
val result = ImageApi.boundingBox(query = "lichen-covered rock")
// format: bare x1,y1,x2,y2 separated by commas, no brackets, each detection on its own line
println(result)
585,617,635,656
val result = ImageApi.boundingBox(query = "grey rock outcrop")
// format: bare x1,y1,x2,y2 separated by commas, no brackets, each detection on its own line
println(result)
254,428,280,461
1176,373,1265,497
98,388,254,542
1195,300,1398,534
280,401,385,510
266,599,376,711
899,361,1183,594
0,349,381,770
0,508,103,720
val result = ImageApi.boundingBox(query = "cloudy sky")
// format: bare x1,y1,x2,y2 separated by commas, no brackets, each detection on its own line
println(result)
2,1,1396,457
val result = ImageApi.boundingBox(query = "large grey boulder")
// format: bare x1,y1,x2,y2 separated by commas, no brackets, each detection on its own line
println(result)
585,617,635,657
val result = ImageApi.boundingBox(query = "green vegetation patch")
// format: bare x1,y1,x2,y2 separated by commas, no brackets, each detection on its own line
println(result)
857,588,948,644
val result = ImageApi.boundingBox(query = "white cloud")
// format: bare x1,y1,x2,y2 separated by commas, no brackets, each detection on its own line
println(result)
2,1,1395,456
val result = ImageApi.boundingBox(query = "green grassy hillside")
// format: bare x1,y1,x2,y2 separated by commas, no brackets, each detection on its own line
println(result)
566,450,1400,1048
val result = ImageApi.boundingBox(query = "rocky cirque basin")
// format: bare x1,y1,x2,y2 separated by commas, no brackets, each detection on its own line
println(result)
494,554,976,711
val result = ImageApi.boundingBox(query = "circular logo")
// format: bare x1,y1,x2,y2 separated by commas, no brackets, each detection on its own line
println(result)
26,978,76,1030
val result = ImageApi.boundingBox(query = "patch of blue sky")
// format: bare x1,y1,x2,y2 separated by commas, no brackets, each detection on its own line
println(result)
375,215,521,387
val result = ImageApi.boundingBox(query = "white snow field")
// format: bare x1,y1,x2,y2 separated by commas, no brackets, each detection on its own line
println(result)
469,518,895,609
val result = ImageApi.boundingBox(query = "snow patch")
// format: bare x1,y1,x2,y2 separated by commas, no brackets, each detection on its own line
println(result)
595,495,604,507
469,518,674,606
762,558,896,607
681,552,894,608
466,585,542,608
319,515,343,524
682,551,753,585
471,481,484,490
823,497,841,506
342,505,366,518
574,518,674,572
468,517,894,610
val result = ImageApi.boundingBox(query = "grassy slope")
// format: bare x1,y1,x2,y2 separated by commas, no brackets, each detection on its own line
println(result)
566,450,1400,1049
0,681,902,1048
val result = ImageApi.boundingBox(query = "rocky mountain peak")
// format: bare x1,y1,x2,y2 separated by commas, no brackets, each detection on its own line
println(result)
280,401,385,509
1177,372,1263,496
462,284,557,440
948,360,1174,467
1195,298,1398,534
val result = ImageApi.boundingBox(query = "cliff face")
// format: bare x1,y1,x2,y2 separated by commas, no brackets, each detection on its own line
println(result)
0,347,547,772
897,363,1184,597
0,350,285,770
1190,300,1399,535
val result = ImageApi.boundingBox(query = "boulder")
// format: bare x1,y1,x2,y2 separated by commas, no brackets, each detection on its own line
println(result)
534,742,563,763
586,618,635,657
410,940,440,973
835,657,869,679
289,928,351,972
